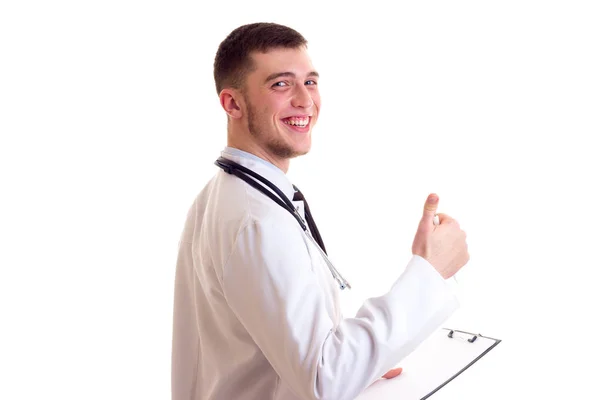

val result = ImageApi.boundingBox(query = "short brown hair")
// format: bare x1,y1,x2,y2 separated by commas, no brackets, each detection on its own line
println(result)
213,23,308,95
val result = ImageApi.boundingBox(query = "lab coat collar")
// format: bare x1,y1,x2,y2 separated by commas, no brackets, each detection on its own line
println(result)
221,147,296,202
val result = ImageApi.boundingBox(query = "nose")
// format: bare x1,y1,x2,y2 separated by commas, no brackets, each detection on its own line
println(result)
291,85,314,109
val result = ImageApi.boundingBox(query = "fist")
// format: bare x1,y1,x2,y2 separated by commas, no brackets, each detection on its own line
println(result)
411,194,469,279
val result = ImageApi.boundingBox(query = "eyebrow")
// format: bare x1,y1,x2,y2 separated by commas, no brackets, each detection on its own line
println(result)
264,71,319,84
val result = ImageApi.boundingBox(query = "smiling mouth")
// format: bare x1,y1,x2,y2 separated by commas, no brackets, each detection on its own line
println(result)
282,116,311,129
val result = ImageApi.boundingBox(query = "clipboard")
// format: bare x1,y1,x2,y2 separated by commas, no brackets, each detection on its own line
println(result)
355,328,501,400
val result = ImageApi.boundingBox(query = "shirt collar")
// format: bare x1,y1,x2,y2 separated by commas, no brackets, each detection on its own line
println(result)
220,147,296,202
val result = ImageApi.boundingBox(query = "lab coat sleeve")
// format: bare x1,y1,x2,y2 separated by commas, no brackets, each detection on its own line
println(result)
222,215,458,400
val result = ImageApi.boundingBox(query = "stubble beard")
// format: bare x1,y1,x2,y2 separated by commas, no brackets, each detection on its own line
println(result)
246,98,305,160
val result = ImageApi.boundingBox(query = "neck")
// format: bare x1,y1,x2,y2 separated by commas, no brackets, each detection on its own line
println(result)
227,129,290,174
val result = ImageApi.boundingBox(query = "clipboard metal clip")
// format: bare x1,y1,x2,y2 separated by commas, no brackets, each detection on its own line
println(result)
447,329,478,343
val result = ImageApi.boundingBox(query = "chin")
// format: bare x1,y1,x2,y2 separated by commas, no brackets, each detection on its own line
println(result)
294,141,312,157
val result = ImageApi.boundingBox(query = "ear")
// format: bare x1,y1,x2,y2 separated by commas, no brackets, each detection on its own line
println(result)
219,89,244,119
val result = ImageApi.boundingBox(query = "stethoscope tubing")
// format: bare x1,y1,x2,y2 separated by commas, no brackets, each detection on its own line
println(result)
215,157,351,290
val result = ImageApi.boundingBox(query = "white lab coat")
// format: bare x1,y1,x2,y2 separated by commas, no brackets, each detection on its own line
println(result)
171,147,459,400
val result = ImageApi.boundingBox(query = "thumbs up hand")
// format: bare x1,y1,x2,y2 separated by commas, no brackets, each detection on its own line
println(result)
411,194,469,279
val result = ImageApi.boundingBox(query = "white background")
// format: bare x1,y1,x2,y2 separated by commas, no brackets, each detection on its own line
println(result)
1,1,599,399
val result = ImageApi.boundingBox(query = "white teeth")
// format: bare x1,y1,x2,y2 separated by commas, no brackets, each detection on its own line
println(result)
284,117,309,127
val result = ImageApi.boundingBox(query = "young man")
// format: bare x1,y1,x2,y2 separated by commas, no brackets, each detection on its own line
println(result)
171,22,469,400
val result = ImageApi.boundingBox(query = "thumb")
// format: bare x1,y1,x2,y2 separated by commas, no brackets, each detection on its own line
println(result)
382,367,403,379
422,193,439,223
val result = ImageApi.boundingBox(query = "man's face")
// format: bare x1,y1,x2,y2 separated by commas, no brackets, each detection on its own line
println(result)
241,47,321,161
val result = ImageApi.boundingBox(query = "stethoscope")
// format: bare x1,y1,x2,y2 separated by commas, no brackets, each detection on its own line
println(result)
215,157,352,290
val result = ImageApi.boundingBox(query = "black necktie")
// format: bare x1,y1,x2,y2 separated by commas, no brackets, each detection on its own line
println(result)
293,186,327,255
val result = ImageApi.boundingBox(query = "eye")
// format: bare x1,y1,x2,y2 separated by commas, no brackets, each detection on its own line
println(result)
305,80,317,85
272,81,288,88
